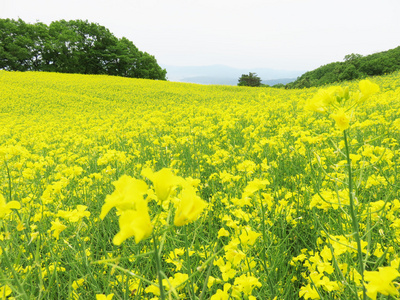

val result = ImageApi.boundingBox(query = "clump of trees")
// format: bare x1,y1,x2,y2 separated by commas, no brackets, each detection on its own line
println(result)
0,18,166,80
287,46,400,88
238,72,262,87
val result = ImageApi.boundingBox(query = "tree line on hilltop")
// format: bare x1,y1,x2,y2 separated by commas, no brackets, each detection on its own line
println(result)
286,47,400,89
238,46,400,88
0,18,167,80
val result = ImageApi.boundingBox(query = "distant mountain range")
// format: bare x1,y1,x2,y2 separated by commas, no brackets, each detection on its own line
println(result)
161,64,306,86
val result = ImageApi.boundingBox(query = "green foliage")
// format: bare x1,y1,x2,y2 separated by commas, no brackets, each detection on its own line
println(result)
0,18,167,80
272,83,285,88
344,53,363,62
238,72,262,87
287,46,400,88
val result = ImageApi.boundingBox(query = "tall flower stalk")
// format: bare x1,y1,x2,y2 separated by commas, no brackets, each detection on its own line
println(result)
343,128,365,298
306,79,380,298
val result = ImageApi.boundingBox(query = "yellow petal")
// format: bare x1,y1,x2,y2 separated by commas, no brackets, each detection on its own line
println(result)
331,109,350,131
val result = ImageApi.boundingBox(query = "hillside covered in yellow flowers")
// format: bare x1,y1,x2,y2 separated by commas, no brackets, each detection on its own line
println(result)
1,70,400,299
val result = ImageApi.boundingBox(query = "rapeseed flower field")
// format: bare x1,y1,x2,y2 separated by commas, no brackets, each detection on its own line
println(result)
1,70,400,299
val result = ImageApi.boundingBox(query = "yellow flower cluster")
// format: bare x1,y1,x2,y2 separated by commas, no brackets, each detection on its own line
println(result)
306,79,380,130
100,168,207,245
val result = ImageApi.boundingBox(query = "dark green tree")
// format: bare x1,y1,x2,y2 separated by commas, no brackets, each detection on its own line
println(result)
338,64,361,81
0,18,167,80
44,20,121,75
112,37,141,77
42,20,81,73
238,72,262,87
136,52,167,80
0,19,34,71
344,53,363,62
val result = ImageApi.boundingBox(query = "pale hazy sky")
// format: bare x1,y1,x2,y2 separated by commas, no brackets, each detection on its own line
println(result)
2,0,400,71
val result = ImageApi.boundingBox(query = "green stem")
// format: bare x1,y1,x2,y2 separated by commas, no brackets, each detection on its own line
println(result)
259,192,274,294
199,243,219,300
102,263,157,287
0,244,29,300
343,130,365,298
184,226,195,299
4,159,12,202
152,233,165,300
259,196,268,270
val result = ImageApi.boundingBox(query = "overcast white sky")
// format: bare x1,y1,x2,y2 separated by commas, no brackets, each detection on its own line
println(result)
2,0,400,71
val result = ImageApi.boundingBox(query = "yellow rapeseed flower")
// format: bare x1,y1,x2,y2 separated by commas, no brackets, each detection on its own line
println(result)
299,283,320,299
162,272,188,291
57,205,91,223
50,218,67,239
0,285,12,298
364,266,400,300
96,294,114,300
0,194,21,219
233,274,262,296
174,184,207,226
100,175,148,220
239,227,261,247
210,283,232,300
217,228,230,238
305,86,343,113
141,168,184,202
100,175,152,244
242,178,270,199
72,278,85,290
112,203,153,245
358,79,380,103
331,109,350,131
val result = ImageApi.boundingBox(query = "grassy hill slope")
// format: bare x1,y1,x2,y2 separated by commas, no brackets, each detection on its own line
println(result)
1,71,400,299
